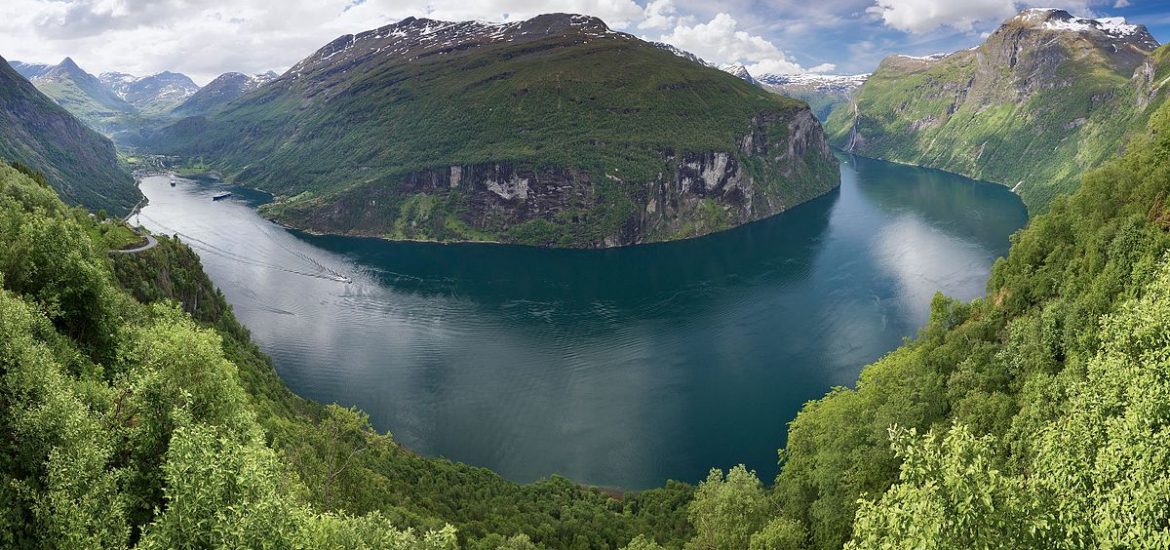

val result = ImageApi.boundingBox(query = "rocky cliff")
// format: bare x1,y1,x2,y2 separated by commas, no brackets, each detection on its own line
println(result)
825,9,1168,210
265,109,836,247
153,13,840,248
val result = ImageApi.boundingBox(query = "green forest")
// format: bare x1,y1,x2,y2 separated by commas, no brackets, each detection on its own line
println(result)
6,58,1170,550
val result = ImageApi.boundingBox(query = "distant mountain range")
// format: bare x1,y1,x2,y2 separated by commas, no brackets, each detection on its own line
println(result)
0,55,138,214
652,43,868,120
99,70,200,114
171,71,277,117
10,57,280,143
149,13,840,248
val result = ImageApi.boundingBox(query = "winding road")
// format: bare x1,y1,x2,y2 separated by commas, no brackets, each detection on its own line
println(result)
111,193,158,254
111,231,158,254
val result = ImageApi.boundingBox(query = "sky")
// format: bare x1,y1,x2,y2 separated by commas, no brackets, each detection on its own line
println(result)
1,0,1168,84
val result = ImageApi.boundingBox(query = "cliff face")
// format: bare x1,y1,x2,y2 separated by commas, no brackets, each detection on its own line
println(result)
155,13,840,248
266,109,837,248
825,9,1168,210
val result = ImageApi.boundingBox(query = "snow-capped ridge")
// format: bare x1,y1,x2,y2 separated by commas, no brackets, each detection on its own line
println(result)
721,63,756,85
294,13,622,78
895,53,950,62
651,42,715,67
1011,8,1157,48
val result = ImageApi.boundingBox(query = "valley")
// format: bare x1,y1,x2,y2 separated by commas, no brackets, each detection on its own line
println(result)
4,4,1170,549
133,154,1025,489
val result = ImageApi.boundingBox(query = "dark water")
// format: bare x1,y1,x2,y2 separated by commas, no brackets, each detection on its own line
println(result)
135,153,1027,490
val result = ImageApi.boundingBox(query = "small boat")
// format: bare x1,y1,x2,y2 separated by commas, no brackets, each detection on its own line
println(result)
170,179,176,187
212,191,232,201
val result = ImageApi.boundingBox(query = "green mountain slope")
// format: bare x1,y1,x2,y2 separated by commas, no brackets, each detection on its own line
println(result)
825,9,1168,211
27,57,139,133
170,71,275,117
8,46,1170,549
0,56,138,214
775,61,1170,549
152,14,839,248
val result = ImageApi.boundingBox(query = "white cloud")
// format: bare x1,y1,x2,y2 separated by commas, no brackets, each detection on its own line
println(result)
866,0,1017,33
638,0,678,30
655,13,835,75
0,0,647,83
866,0,1112,34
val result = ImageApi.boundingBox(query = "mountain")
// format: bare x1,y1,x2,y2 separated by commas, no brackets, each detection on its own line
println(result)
651,41,713,67
152,13,839,248
9,60,51,79
0,56,138,214
722,63,757,85
825,8,1168,210
23,57,137,134
655,44,864,122
170,71,277,117
100,70,200,114
757,73,868,120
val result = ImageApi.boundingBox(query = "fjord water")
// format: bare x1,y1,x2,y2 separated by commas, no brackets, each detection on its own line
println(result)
135,153,1027,489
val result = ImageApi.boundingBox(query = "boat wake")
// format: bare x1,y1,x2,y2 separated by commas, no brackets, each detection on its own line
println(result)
139,214,354,284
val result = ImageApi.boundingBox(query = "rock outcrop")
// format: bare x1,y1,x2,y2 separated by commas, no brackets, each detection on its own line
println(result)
268,109,836,247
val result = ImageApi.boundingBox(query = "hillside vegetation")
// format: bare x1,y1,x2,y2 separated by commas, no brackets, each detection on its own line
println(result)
775,66,1170,548
152,15,838,248
826,9,1168,211
10,86,1170,547
0,56,139,215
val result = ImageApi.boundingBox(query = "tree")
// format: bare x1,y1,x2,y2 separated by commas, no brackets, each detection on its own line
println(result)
845,425,1046,550
748,518,804,550
685,466,769,550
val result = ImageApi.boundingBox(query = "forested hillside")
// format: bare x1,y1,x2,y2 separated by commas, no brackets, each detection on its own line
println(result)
773,68,1170,548
0,56,139,215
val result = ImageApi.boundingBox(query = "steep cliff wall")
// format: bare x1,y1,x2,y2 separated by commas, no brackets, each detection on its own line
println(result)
155,14,841,247
265,109,838,248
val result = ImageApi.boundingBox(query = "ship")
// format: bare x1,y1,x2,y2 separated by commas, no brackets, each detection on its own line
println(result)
212,191,232,201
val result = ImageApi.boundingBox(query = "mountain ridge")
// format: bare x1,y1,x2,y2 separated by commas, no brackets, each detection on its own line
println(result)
152,13,840,248
170,71,276,117
99,70,200,114
825,8,1167,210
0,55,138,214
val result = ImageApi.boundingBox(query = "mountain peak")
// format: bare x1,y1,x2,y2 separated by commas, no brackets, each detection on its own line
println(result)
55,57,84,74
1006,8,1158,49
292,13,624,80
721,63,756,85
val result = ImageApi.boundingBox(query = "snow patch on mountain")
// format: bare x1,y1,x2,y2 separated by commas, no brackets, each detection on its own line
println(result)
291,14,625,80
1015,8,1158,49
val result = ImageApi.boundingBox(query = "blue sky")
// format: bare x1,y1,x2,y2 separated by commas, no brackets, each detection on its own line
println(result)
0,0,1167,82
